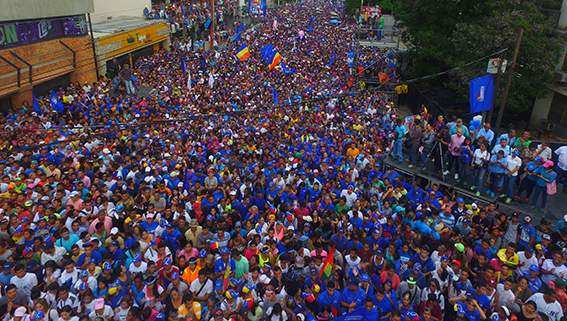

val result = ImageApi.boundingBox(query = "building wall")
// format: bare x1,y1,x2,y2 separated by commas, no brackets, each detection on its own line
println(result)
0,0,94,21
0,36,97,109
91,0,151,22
95,22,170,75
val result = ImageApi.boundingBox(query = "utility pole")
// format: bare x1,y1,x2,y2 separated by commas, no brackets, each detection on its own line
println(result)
210,0,215,50
486,55,504,124
495,28,523,131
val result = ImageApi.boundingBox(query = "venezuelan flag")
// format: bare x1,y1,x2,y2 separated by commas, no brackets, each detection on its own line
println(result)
269,51,282,70
236,44,250,61
319,245,335,281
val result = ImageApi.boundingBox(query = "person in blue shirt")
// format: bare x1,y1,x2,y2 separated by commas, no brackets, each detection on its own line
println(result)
363,296,380,321
471,281,490,313
476,123,495,145
318,281,341,313
523,265,542,293
213,247,236,278
393,119,407,162
139,213,159,234
516,216,536,251
77,242,103,268
531,160,558,210
161,224,183,253
330,228,349,255
486,150,508,198
373,286,394,321
340,277,367,314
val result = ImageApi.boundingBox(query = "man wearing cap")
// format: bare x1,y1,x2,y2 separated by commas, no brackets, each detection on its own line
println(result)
503,148,522,203
89,298,114,321
396,276,421,308
214,247,235,281
330,228,349,255
515,156,545,203
340,277,367,314
40,241,66,265
104,227,125,249
516,246,538,277
516,216,536,251
486,150,508,198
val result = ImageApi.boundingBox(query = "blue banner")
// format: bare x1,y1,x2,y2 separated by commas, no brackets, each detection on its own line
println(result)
334,307,370,321
470,74,494,114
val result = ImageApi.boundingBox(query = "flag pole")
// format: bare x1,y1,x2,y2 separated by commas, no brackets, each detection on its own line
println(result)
495,28,523,132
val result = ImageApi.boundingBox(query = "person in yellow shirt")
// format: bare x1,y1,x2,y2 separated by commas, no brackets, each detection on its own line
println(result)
178,292,202,320
346,142,360,158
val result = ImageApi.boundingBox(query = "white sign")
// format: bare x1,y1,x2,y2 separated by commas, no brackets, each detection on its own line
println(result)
487,58,507,74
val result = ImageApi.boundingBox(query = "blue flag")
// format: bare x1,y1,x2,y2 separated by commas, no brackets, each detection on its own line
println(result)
307,25,313,32
234,24,244,42
328,51,336,67
470,74,494,113
273,88,279,106
205,19,211,29
181,60,186,76
32,92,43,116
261,44,273,62
50,90,64,113
347,52,355,67
281,63,297,74
259,0,266,15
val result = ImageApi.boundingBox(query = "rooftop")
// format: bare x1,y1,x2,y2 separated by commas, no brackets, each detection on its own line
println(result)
91,16,166,38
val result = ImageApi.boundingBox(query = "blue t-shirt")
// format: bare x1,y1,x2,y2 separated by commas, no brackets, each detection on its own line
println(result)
518,223,536,247
473,292,490,311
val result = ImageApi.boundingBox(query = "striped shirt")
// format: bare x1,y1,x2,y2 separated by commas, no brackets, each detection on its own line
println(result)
440,213,455,228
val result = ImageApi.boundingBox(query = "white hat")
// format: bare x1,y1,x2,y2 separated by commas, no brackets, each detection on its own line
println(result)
110,227,119,235
145,167,151,172
164,153,171,157
102,148,110,154
171,171,180,177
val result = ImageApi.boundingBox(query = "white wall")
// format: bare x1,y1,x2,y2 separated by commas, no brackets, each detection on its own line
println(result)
91,0,151,22
0,0,94,21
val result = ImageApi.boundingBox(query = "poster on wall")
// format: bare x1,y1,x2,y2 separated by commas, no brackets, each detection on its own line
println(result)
0,15,88,49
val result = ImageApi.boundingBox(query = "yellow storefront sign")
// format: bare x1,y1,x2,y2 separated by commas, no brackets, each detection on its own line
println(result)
99,23,169,59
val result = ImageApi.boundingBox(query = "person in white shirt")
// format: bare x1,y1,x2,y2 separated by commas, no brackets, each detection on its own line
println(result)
555,145,567,193
528,289,564,321
536,141,553,161
40,242,67,265
60,261,80,287
89,299,114,321
190,271,214,305
73,270,97,293
516,248,538,276
504,149,523,203
541,253,567,284
339,186,358,208
496,278,515,307
128,255,147,276
11,264,38,297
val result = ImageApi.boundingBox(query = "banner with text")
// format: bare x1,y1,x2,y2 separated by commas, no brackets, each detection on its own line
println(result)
0,15,88,49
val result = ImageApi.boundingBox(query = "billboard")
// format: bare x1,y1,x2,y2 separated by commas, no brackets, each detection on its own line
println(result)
361,6,381,18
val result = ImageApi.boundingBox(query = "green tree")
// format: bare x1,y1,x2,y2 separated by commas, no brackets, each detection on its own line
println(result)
395,0,564,112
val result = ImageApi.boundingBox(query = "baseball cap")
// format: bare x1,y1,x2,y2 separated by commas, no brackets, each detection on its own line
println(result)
407,277,416,285
103,262,112,271
310,267,318,275
95,298,105,310
525,246,534,254
133,254,142,263
536,244,548,252
164,257,172,266
14,307,27,317
529,264,540,272
361,274,370,282
110,240,119,247
451,260,461,267
524,216,532,223
40,241,54,250
171,272,179,280
556,278,567,287
457,197,464,203
3,262,13,271
542,234,551,241
110,227,119,235
338,228,345,234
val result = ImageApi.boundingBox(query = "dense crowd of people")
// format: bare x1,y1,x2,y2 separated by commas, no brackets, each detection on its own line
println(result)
2,1,567,321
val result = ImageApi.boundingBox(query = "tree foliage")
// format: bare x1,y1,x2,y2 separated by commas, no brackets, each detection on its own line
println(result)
395,0,564,112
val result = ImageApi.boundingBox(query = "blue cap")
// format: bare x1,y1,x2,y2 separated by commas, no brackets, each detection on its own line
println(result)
361,274,370,282
103,262,112,271
221,247,229,255
164,257,172,266
414,263,422,271
215,279,223,290
133,254,142,263
199,249,208,258
440,255,448,261
529,264,539,272
155,314,165,321
80,270,88,278
171,272,179,279
457,197,464,203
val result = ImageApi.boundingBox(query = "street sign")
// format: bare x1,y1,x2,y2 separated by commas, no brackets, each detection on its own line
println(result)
487,58,507,74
